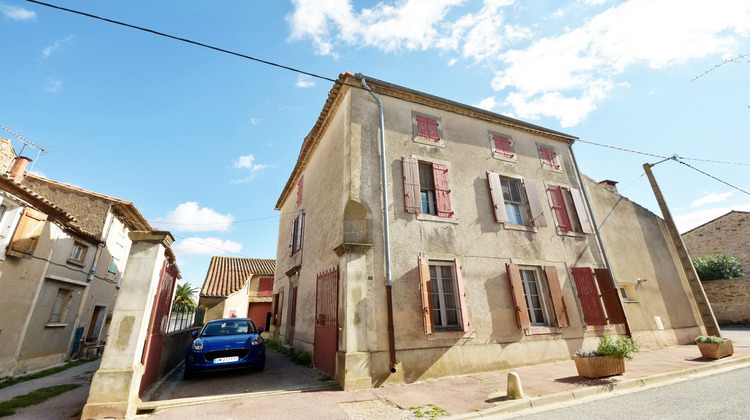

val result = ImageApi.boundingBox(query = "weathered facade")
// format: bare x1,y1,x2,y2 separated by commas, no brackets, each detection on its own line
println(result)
271,74,706,389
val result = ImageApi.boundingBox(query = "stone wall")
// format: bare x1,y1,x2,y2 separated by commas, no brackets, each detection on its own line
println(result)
0,137,17,172
683,211,750,271
702,276,750,325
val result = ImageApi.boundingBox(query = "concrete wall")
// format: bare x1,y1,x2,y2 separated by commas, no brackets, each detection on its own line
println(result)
682,211,750,271
702,276,750,325
156,327,199,380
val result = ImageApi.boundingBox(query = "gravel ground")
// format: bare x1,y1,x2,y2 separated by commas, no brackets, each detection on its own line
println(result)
339,399,417,420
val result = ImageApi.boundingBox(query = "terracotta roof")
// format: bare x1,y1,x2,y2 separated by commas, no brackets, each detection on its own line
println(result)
200,257,276,297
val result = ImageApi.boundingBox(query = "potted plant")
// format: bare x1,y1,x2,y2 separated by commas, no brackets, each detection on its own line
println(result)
573,334,640,379
695,335,734,359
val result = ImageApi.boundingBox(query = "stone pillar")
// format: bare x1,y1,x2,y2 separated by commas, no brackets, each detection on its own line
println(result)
81,231,174,419
334,243,372,390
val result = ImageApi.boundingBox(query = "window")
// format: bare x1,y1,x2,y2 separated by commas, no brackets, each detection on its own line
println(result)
490,133,515,160
619,285,638,302
6,207,47,258
290,211,304,255
107,256,118,279
258,277,274,297
571,267,627,326
486,172,547,228
506,264,569,330
68,242,88,264
539,146,561,171
297,176,303,206
49,288,73,324
418,258,468,333
549,185,592,234
415,114,440,142
402,157,453,218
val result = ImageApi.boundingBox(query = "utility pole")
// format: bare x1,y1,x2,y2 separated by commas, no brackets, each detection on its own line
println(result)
643,159,721,337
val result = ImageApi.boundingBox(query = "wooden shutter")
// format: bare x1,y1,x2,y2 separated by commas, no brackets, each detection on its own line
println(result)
7,207,47,258
523,179,547,227
570,188,592,234
418,257,434,334
258,278,274,297
594,269,627,325
432,163,453,217
297,176,303,206
417,115,439,141
486,172,508,223
541,147,560,169
454,259,470,332
549,185,572,231
506,263,531,329
571,267,607,326
272,293,279,326
402,156,421,214
544,266,569,328
492,135,514,158
277,291,284,327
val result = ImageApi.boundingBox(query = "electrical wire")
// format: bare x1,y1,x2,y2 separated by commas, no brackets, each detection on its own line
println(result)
674,158,750,197
30,254,118,284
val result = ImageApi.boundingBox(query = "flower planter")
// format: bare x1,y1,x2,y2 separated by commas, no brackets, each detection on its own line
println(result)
573,355,625,379
697,340,734,359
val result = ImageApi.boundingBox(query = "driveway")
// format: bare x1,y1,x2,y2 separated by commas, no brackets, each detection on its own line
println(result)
144,348,334,401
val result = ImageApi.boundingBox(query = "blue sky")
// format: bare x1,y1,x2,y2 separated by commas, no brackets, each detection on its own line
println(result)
1,0,749,289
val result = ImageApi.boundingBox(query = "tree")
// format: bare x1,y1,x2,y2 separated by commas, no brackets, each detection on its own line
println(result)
692,254,744,281
173,283,198,312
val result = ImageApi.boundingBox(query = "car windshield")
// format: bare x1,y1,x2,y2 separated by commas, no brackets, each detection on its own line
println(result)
200,320,256,337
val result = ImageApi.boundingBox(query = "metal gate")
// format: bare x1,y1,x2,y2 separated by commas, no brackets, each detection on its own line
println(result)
314,267,338,377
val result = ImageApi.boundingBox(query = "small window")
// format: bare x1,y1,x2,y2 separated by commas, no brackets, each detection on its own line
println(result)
412,112,443,145
68,242,88,263
419,162,437,215
107,257,118,279
619,285,638,302
290,211,304,255
490,133,516,160
539,146,561,171
49,288,73,323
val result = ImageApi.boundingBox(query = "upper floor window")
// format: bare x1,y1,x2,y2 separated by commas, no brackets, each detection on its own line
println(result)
402,157,453,218
49,288,73,324
290,211,305,255
490,133,516,161
297,175,304,206
539,145,561,171
68,242,88,264
6,207,48,259
548,185,592,234
412,112,444,146
418,258,469,334
107,256,118,279
486,172,547,228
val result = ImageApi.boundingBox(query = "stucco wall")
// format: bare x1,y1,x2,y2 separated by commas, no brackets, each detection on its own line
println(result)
702,276,750,325
682,211,750,270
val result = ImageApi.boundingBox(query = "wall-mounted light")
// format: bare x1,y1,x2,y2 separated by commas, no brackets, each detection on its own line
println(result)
637,278,648,285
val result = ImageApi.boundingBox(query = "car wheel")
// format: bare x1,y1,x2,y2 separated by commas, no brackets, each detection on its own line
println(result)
256,358,265,372
183,368,194,380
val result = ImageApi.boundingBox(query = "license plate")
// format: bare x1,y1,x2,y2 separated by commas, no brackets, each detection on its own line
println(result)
213,356,239,363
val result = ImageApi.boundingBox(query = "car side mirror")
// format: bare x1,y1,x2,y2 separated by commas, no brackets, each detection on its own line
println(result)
192,331,199,338
258,327,264,333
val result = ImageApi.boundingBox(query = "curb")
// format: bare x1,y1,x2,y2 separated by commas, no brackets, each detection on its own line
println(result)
452,355,750,419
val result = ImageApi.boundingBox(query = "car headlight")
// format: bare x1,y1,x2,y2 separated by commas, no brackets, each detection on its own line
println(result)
191,339,204,351
251,336,264,346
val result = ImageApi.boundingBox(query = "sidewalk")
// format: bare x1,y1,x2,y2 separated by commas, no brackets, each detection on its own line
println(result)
145,327,750,419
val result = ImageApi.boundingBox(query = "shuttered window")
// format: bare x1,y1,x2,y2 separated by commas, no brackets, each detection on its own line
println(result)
486,172,546,227
258,277,274,297
507,264,569,329
290,211,305,255
418,257,468,333
49,288,73,323
6,207,47,258
549,185,572,231
416,115,440,142
544,266,570,327
402,157,453,218
540,146,561,170
571,267,607,326
297,176,303,206
491,134,515,159
594,269,627,324
550,185,593,234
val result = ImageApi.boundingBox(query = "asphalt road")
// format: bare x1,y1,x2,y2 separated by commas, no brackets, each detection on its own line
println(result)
505,365,750,420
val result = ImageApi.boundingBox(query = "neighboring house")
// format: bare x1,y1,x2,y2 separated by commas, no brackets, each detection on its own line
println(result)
271,73,707,389
199,256,276,330
682,210,750,271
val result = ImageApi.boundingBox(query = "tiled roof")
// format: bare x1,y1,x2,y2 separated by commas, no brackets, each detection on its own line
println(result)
200,256,276,297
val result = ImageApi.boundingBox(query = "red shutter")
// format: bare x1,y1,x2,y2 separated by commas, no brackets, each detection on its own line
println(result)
297,176,303,205
402,156,421,214
486,172,508,223
258,278,274,297
524,179,547,227
594,269,627,325
454,259,470,332
541,147,560,169
492,135,514,158
418,257,434,334
544,266,569,328
571,267,607,326
417,116,440,142
506,263,531,329
7,208,48,258
570,188,592,234
432,163,453,217
549,185,572,231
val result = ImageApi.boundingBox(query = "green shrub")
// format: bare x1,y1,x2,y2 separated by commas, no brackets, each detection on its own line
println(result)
695,335,725,344
595,334,640,361
692,254,744,281
266,339,312,367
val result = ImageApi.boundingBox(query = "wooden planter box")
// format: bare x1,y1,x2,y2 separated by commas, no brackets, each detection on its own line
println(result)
573,355,626,379
697,340,734,359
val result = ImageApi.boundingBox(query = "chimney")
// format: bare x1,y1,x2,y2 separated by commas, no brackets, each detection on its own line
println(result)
599,179,619,194
9,156,32,182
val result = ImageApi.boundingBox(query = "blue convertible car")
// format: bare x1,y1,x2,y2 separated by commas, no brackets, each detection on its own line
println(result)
185,318,265,378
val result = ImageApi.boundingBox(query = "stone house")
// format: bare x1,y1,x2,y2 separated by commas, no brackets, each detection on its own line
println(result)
270,73,707,389
199,256,275,330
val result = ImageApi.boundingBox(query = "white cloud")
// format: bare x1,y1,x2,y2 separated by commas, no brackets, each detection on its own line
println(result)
676,203,750,233
0,3,36,21
691,191,736,208
474,96,497,111
232,154,272,183
42,35,74,58
46,77,62,93
296,74,316,88
234,154,257,169
172,237,243,256
153,202,234,232
250,117,260,125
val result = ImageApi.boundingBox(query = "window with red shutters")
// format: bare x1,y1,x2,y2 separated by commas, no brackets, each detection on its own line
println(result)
297,176,303,206
491,134,515,159
258,277,274,297
540,146,561,170
402,157,453,218
549,185,573,231
549,185,593,234
416,115,440,142
432,163,453,217
571,267,607,326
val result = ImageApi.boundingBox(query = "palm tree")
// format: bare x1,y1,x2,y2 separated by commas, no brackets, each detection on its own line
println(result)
173,283,198,312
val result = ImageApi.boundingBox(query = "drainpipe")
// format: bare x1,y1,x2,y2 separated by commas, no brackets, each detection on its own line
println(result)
569,143,632,338
356,73,397,373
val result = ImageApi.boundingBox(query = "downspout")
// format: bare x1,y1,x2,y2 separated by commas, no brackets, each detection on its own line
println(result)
569,143,633,338
356,73,397,373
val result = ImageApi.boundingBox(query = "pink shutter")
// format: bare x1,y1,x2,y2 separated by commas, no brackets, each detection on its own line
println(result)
492,135,514,158
506,263,531,329
297,176,303,205
402,156,421,214
454,259,470,332
549,185,572,231
486,172,508,223
418,257,434,334
523,179,547,227
541,147,560,169
571,267,607,326
570,188,592,234
417,115,439,141
432,163,453,217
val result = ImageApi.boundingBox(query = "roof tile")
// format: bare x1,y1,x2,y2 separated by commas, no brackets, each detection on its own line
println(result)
200,256,276,297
